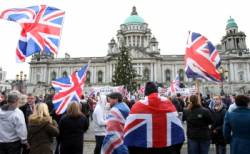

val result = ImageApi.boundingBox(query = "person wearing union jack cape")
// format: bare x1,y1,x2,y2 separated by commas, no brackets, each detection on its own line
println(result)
101,92,130,154
124,82,185,154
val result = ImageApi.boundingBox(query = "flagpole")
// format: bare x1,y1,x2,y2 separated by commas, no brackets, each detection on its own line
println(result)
195,79,201,104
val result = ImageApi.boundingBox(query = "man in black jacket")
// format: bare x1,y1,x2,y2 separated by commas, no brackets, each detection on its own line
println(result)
19,93,36,154
20,93,36,124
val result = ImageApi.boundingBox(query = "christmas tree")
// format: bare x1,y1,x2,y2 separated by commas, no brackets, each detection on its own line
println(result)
112,45,138,92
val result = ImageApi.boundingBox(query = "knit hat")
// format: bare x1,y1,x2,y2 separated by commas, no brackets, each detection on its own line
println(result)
144,82,158,96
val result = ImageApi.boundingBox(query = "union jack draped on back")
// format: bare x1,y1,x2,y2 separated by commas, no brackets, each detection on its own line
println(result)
185,31,222,82
0,5,65,62
52,64,89,115
124,93,185,148
101,102,130,154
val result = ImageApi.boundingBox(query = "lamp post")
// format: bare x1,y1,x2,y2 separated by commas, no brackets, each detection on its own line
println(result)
13,71,27,94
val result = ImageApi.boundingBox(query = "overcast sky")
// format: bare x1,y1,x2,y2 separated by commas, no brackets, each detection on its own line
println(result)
0,0,249,79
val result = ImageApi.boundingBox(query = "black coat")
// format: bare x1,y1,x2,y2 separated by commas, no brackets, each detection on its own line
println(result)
20,103,33,125
59,115,89,154
183,106,213,140
211,108,227,145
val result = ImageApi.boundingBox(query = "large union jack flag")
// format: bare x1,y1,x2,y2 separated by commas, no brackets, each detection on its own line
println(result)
185,31,222,82
124,93,185,148
0,5,65,62
52,64,89,115
101,102,130,154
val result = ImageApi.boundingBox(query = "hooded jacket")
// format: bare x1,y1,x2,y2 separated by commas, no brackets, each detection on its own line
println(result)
0,104,27,143
93,95,107,136
28,117,59,154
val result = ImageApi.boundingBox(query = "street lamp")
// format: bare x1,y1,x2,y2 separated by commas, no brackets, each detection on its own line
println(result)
13,71,27,94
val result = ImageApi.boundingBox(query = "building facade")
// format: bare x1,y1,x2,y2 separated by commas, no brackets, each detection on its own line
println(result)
29,7,250,95
0,67,11,92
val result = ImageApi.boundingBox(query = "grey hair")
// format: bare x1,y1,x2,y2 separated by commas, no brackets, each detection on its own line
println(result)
7,91,21,104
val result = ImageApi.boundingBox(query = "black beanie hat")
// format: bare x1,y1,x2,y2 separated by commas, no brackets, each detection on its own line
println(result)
144,82,158,96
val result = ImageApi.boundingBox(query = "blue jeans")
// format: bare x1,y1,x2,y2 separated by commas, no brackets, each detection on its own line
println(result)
188,139,210,154
215,144,226,154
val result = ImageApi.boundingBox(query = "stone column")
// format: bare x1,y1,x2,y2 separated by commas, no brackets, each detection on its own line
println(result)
154,63,157,82
229,63,234,82
150,63,153,81
162,65,164,83
247,63,250,82
29,67,32,83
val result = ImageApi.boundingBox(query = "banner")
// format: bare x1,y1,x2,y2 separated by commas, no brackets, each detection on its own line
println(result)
86,86,125,96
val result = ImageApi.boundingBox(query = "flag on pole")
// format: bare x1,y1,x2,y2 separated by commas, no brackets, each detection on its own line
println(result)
185,31,222,82
170,75,180,95
52,64,89,114
0,5,65,62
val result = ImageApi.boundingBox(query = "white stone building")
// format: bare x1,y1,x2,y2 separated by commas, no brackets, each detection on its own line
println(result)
29,7,250,95
0,67,11,91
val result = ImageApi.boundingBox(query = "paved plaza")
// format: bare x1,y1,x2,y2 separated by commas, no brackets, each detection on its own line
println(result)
83,120,230,154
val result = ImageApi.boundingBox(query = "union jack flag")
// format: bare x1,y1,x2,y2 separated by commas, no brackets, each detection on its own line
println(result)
137,86,145,95
170,75,180,94
0,5,65,62
124,93,185,148
101,102,130,154
52,64,89,115
185,31,222,82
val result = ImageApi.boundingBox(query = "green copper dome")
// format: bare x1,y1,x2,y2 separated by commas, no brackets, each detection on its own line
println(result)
226,17,238,29
124,6,145,24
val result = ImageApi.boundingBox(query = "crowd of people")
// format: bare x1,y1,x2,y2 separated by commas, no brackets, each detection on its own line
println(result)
0,81,250,154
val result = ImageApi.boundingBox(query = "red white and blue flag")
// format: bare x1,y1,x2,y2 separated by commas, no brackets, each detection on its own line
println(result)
124,93,185,148
185,31,222,82
170,75,180,94
52,64,89,115
101,102,130,154
0,5,65,62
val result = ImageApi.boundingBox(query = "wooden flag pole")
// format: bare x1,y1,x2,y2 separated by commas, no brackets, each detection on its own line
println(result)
195,79,201,104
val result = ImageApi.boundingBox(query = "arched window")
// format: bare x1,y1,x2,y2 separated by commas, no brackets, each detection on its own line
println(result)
51,71,57,81
143,68,150,81
165,69,171,82
98,71,103,83
179,69,184,81
86,71,91,83
62,71,68,77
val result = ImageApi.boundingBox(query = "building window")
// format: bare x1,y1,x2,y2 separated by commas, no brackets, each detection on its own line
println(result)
51,71,57,81
165,69,171,82
36,74,41,82
86,71,91,83
62,71,68,77
133,35,135,46
239,71,244,81
128,36,131,46
179,69,184,81
98,71,103,83
143,68,150,81
137,36,140,46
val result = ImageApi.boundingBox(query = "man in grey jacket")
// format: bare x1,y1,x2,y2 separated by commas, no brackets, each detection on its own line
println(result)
0,91,28,154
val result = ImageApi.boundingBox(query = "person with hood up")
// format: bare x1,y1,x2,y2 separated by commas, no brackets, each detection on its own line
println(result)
93,95,107,154
0,91,28,154
124,82,185,154
28,103,59,154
